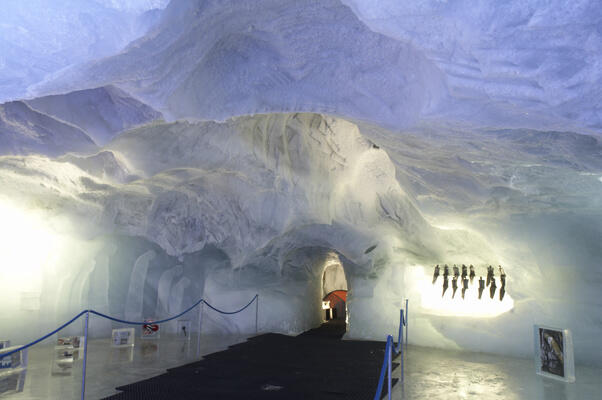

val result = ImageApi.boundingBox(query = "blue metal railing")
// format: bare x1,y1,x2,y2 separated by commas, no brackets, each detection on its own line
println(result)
373,299,408,400
0,294,259,400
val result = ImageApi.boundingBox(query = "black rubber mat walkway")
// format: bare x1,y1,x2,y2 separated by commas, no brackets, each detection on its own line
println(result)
104,320,398,399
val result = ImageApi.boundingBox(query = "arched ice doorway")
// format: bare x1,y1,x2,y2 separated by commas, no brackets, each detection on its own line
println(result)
322,258,348,323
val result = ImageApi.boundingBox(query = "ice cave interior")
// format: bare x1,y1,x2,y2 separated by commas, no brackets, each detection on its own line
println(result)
0,0,601,392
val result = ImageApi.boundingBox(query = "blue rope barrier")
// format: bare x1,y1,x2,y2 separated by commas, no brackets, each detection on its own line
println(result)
0,310,88,359
373,335,394,400
373,307,406,400
0,295,258,360
203,294,258,315
88,297,205,325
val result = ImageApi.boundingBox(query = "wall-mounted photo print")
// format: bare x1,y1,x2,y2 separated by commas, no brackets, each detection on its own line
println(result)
533,325,575,383
112,328,135,347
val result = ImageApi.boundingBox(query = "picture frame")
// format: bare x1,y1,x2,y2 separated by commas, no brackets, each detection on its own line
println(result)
56,336,83,349
533,325,575,383
111,328,135,347
0,369,26,395
0,346,27,371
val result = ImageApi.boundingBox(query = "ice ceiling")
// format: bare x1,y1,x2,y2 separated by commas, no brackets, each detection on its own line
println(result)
0,0,600,366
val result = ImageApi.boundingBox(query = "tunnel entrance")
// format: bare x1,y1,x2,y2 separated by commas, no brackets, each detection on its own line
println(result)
321,259,348,323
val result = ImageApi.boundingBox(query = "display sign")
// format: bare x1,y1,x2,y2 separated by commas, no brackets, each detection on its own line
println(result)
0,346,27,371
534,325,575,382
0,341,9,370
51,336,84,376
142,319,160,339
112,328,135,347
56,336,83,349
51,348,76,376
0,369,26,395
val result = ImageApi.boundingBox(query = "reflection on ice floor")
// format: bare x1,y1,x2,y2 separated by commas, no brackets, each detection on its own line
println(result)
0,334,250,400
393,345,602,400
3,334,601,399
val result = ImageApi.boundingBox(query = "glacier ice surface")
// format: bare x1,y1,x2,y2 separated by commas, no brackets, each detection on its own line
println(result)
0,0,600,371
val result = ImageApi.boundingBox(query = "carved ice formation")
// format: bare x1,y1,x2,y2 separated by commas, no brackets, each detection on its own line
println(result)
27,86,163,145
342,0,602,130
0,0,600,367
0,0,166,103
31,0,446,128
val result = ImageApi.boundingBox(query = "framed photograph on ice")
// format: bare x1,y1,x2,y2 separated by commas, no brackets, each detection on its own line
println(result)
0,369,26,396
0,346,28,371
112,328,135,347
51,348,76,376
533,325,575,382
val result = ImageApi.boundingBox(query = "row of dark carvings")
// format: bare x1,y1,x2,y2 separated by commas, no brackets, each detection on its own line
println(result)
432,264,507,301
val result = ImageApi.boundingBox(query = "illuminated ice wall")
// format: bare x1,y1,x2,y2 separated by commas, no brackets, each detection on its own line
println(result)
0,0,600,366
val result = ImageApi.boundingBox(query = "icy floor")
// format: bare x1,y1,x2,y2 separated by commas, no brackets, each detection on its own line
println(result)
0,334,250,400
2,334,601,399
392,345,602,400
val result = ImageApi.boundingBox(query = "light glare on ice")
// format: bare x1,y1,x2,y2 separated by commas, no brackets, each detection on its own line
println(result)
410,266,514,318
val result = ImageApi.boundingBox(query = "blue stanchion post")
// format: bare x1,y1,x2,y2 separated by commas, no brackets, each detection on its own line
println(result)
255,294,259,334
3,294,257,398
197,301,204,358
374,307,407,400
400,309,404,383
81,310,90,400
387,341,392,399
405,298,408,349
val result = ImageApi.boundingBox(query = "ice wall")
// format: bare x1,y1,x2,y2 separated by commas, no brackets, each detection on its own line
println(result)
341,0,602,131
4,112,597,365
24,0,601,134
0,113,440,344
0,0,600,368
0,0,166,102
31,0,446,129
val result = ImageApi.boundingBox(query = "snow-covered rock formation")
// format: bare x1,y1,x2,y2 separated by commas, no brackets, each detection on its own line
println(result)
27,86,163,145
